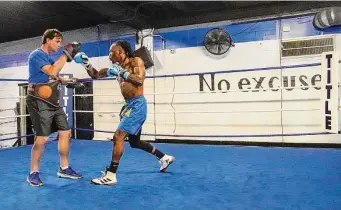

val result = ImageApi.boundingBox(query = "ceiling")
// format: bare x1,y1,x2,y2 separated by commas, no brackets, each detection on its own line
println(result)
0,1,340,43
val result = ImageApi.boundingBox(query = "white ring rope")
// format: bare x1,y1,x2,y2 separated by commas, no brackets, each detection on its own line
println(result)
0,96,27,99
92,98,321,105
0,82,331,120
73,85,324,97
73,108,321,114
0,114,29,120
0,107,325,120
0,85,328,99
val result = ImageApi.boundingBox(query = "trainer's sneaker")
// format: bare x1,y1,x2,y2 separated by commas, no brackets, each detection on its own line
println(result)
57,166,82,179
159,154,175,172
91,167,117,186
27,172,43,187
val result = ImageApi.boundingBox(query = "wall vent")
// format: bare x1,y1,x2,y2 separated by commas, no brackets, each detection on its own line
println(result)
282,37,334,57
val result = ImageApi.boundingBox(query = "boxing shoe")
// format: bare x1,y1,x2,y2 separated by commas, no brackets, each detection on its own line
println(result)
159,154,175,172
91,167,117,186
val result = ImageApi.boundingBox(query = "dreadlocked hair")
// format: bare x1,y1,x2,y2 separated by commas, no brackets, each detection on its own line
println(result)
116,40,134,58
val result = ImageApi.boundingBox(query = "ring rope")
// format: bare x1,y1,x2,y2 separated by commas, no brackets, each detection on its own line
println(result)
0,132,18,136
73,128,330,138
73,85,324,97
5,106,320,119
0,96,27,99
78,62,324,82
90,99,321,105
0,114,30,119
73,108,320,114
0,60,340,84
0,134,34,142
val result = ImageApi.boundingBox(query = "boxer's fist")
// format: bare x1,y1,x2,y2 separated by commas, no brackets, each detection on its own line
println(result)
106,63,123,77
74,52,88,64
74,52,92,70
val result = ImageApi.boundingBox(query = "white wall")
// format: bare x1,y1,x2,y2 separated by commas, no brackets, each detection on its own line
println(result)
90,35,341,144
1,14,341,147
149,40,332,143
152,40,282,142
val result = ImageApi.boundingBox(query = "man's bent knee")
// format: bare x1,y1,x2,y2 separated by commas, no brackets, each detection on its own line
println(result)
128,138,153,153
35,136,49,145
113,129,128,143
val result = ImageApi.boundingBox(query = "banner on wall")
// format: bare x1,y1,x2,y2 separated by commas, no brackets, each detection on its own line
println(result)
320,52,339,134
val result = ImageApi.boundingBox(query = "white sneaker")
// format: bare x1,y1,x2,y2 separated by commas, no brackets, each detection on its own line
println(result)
91,168,117,185
159,154,175,172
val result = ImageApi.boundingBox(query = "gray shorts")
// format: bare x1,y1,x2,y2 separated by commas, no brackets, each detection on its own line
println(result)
26,96,70,136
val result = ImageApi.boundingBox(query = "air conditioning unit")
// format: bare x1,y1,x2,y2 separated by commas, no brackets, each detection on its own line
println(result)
281,35,335,59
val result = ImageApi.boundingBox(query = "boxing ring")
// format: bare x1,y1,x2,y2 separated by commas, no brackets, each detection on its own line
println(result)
0,53,341,209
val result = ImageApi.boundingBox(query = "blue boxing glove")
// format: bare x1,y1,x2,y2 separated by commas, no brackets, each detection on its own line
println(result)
106,63,122,77
74,52,92,71
120,70,130,80
106,63,130,79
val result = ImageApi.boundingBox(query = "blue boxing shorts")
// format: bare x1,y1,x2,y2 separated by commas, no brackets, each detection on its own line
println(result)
118,95,147,135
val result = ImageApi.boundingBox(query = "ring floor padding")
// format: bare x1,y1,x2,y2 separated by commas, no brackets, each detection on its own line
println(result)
0,140,340,210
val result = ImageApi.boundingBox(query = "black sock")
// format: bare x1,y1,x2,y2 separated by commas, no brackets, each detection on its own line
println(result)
109,161,119,173
153,149,165,159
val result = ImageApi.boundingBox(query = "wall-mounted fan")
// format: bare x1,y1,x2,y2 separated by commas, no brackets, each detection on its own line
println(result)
204,28,234,55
